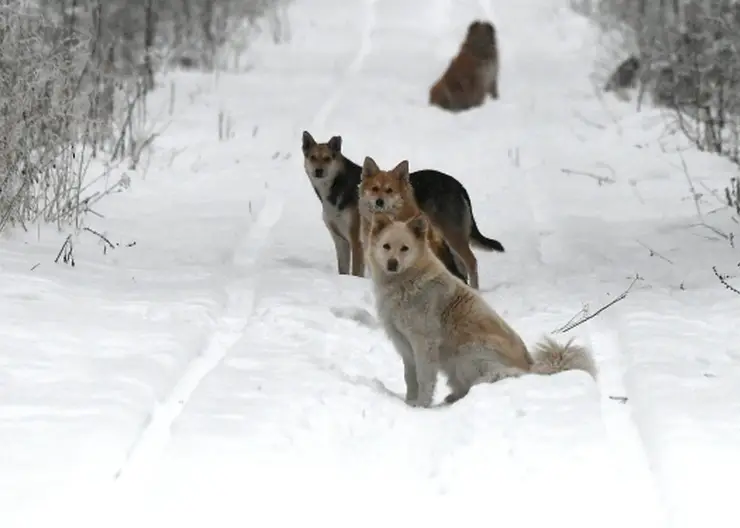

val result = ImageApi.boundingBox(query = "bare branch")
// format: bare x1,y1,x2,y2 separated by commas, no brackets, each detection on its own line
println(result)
636,240,674,264
54,235,75,267
560,167,617,185
713,265,740,296
84,226,115,250
553,275,642,334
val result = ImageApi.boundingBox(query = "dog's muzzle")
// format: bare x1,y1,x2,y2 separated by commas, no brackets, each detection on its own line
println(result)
375,198,384,208
386,258,398,272
314,168,325,178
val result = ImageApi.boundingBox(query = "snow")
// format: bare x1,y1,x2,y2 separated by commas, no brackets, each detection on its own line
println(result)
1,0,739,525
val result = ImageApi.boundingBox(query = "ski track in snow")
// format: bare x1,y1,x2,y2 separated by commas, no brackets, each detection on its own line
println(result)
312,0,377,129
113,196,284,483
488,1,669,521
113,0,379,488
587,313,669,528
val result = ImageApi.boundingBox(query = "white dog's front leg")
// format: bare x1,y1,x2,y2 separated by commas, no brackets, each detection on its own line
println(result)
406,338,439,408
382,323,418,401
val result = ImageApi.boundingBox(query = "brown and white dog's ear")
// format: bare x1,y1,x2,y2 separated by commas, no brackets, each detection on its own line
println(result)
406,214,428,240
392,160,410,181
370,212,393,236
302,131,316,155
327,135,342,154
362,156,380,179
467,20,482,34
482,20,496,38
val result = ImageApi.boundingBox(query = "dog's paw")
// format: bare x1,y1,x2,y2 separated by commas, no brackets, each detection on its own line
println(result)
443,393,460,405
405,397,432,409
443,389,469,405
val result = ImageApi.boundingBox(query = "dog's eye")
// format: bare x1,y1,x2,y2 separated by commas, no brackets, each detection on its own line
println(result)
322,157,331,164
372,186,380,192
385,187,393,193
400,245,409,252
382,243,391,251
310,156,318,162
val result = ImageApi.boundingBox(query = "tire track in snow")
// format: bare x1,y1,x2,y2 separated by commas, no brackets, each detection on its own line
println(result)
458,0,662,521
114,0,381,485
311,0,377,128
113,195,283,483
300,0,378,392
587,311,669,527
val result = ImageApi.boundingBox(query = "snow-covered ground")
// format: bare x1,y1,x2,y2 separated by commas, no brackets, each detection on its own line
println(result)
2,0,740,526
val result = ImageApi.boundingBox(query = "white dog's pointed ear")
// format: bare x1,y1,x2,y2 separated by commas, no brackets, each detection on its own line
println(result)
407,214,427,240
393,160,410,181
362,156,380,179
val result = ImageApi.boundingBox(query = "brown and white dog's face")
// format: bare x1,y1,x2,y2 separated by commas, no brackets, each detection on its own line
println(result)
358,157,412,215
369,213,428,275
301,131,343,181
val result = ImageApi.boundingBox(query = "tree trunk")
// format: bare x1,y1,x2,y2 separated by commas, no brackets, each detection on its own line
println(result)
143,0,157,92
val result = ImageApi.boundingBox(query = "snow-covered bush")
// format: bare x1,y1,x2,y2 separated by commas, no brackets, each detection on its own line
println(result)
0,0,291,235
0,3,94,232
580,0,740,216
147,0,292,72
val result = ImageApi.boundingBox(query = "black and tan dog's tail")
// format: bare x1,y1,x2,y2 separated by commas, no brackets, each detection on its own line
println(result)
461,188,505,252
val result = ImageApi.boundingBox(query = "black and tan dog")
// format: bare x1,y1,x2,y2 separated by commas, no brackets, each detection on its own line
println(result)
301,131,505,288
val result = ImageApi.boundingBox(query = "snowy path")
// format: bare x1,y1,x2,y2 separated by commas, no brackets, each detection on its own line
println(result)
2,0,740,526
115,0,377,490
113,195,283,483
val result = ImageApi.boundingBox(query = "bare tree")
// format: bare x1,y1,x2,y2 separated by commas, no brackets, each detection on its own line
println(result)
0,0,292,235
583,0,740,216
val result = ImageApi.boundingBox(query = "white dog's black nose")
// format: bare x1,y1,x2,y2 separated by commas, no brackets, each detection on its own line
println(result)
386,258,398,272
314,168,324,178
375,198,384,208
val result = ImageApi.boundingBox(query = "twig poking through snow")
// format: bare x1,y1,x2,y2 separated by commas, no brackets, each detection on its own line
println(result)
555,305,590,333
508,147,520,167
54,235,75,267
572,109,606,130
553,275,641,334
712,266,740,296
560,167,616,186
84,227,116,253
636,240,674,264
678,153,732,241
678,148,703,219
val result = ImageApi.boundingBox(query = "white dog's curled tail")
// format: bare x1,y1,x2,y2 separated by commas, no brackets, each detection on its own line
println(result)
529,336,598,379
